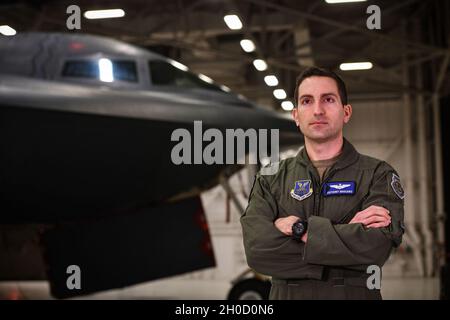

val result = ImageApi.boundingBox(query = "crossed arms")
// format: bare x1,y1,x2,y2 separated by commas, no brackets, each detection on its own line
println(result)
240,163,405,277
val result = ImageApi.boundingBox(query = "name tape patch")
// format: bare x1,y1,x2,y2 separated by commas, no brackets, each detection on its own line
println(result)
323,181,356,196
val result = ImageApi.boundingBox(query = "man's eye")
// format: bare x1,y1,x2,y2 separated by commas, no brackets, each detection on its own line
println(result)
324,97,335,103
301,99,311,105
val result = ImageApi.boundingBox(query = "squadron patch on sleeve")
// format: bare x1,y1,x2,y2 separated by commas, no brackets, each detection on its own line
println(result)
290,180,313,201
391,173,405,200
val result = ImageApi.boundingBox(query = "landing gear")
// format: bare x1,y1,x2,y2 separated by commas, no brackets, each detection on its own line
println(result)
227,278,271,300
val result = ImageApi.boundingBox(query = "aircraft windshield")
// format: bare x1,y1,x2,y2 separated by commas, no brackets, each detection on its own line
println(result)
62,59,138,82
149,60,222,92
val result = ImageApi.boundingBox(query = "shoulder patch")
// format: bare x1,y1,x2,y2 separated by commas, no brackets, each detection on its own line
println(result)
391,173,405,200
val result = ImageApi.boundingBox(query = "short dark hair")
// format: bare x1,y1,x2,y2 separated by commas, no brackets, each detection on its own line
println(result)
293,67,348,107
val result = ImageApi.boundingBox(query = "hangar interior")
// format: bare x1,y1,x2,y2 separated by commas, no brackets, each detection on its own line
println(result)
0,0,449,299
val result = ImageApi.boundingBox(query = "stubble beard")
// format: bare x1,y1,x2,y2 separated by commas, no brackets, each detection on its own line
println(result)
303,126,341,144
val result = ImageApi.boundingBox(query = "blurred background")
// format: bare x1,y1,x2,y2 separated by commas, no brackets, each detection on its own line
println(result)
0,0,449,300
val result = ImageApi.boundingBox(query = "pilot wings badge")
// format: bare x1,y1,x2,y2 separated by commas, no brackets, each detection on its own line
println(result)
290,180,313,201
323,181,356,196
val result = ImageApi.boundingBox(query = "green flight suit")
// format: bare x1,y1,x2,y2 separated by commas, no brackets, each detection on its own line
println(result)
240,139,405,300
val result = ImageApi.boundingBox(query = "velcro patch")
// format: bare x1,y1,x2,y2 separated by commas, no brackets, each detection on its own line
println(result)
391,173,405,199
290,180,313,201
322,181,356,196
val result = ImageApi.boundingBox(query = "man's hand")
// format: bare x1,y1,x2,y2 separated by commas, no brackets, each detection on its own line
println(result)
274,215,299,236
301,232,308,243
349,205,391,228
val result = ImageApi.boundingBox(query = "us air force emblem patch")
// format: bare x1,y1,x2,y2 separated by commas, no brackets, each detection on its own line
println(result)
391,173,405,199
290,180,313,201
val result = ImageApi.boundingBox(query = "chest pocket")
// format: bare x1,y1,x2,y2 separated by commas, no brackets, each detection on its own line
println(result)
276,180,315,221
321,173,369,223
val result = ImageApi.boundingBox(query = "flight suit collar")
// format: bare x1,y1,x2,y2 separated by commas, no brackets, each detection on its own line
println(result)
296,138,360,171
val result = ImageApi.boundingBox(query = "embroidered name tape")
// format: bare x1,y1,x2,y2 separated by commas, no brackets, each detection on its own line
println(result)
323,181,356,196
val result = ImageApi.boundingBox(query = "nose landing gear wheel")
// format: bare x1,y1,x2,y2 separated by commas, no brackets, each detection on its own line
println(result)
227,278,271,300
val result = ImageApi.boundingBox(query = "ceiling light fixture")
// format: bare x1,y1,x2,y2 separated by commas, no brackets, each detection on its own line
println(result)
220,85,231,92
198,74,214,83
223,15,242,30
169,59,189,71
253,59,268,71
264,75,279,87
0,25,16,36
240,39,255,53
339,62,373,71
273,89,287,100
281,101,294,111
325,0,366,4
84,9,125,19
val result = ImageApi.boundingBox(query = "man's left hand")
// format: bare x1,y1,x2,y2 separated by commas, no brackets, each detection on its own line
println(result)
274,215,299,236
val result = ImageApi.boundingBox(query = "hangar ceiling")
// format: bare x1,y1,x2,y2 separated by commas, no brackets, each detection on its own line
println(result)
0,0,449,110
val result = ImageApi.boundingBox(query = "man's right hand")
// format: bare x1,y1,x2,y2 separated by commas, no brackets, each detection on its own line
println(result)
349,205,391,228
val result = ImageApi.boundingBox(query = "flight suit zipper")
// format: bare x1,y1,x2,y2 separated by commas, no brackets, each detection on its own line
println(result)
309,162,340,217
309,167,321,217
315,167,338,217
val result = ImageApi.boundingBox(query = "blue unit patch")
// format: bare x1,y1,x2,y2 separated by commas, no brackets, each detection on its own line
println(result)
290,180,313,201
323,181,356,196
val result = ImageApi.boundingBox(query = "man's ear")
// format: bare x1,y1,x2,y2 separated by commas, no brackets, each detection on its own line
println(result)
343,104,352,124
291,107,299,126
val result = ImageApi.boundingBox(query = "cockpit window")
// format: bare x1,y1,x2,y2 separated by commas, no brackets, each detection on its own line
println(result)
62,60,138,82
149,60,222,92
111,61,138,82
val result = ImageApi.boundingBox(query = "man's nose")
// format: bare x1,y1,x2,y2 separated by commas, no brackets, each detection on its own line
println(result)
313,101,325,116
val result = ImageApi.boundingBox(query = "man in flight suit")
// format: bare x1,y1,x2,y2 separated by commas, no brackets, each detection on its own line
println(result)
240,67,405,300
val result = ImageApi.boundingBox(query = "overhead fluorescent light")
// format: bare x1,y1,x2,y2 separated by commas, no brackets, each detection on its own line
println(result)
325,0,366,3
264,75,279,87
273,89,287,100
281,101,294,111
199,74,214,84
169,59,188,71
253,59,267,71
98,58,114,82
339,62,373,71
220,85,231,92
0,25,16,36
84,9,125,19
240,39,255,52
223,15,242,30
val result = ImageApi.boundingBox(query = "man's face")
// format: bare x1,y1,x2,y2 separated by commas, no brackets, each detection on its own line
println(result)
292,76,352,143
